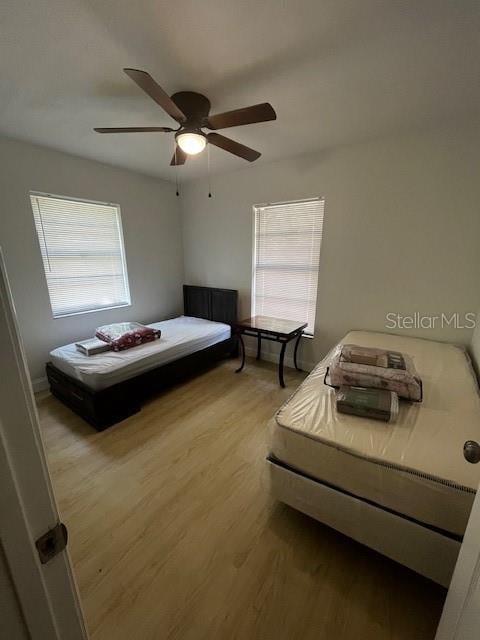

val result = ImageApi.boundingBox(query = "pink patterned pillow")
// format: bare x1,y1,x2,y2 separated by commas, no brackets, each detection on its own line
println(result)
96,322,161,352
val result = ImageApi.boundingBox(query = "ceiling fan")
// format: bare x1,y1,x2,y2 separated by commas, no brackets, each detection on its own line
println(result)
94,68,277,166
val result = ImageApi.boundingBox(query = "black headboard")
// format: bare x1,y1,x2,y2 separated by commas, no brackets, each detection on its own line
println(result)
183,285,238,326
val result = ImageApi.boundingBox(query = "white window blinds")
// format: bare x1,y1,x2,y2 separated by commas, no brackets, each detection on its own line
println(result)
30,193,130,318
253,198,324,336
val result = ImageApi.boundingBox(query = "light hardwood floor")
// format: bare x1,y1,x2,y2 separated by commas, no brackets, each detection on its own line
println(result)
38,358,445,640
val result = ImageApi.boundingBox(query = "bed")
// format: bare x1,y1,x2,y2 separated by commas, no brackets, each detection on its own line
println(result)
268,330,480,587
46,285,237,430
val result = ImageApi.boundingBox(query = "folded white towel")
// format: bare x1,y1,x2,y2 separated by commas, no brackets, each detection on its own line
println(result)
75,338,111,356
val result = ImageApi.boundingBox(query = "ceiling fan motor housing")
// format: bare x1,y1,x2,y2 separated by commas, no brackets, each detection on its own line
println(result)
171,91,211,127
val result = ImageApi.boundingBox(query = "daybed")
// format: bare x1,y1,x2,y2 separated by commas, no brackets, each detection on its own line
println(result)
268,330,480,586
46,285,237,430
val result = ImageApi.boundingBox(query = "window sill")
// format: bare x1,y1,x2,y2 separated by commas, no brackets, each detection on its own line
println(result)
53,302,131,319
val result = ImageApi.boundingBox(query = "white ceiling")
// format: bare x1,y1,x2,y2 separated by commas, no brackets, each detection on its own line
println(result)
1,0,479,182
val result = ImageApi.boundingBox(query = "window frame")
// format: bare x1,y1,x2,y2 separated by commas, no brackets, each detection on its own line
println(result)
251,196,325,338
30,191,131,319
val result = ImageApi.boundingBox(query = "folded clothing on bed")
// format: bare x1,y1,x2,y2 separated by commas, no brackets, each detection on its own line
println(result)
96,322,161,352
328,343,422,401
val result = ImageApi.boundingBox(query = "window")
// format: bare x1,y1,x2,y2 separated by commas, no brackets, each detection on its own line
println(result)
252,198,325,336
30,193,130,318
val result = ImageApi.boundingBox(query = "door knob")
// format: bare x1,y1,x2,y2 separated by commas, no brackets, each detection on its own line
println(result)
464,440,480,464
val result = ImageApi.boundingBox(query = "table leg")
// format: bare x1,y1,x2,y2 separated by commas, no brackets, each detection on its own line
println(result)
278,341,287,387
235,333,246,373
293,331,303,371
256,334,261,360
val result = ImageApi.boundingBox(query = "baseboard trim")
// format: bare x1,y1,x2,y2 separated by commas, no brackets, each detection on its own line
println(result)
32,376,49,393
244,347,314,373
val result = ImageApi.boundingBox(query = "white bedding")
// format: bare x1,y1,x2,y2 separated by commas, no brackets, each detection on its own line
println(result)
50,316,231,390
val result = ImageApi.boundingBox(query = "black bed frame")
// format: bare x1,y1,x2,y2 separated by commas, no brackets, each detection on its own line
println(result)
46,285,238,431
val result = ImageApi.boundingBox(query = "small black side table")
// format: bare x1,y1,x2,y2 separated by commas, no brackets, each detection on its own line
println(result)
235,316,307,387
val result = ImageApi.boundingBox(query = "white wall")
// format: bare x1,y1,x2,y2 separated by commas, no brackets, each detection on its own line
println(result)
471,312,480,378
181,121,480,368
2,122,479,381
0,137,183,384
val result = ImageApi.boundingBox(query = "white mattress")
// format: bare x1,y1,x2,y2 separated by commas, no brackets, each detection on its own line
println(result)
50,316,231,390
270,331,480,537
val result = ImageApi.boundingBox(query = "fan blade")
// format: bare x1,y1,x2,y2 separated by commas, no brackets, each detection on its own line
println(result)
207,133,260,162
94,127,174,133
207,103,276,130
124,68,186,123
170,147,187,166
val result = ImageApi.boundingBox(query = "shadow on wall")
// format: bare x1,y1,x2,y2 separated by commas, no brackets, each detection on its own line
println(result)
469,312,480,380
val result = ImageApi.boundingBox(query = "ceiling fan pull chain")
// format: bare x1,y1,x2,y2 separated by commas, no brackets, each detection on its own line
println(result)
207,143,212,198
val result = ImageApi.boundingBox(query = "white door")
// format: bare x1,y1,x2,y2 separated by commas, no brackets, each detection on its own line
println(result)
436,442,480,640
0,249,88,639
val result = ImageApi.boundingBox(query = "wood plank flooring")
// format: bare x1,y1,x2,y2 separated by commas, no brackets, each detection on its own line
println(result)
37,358,446,640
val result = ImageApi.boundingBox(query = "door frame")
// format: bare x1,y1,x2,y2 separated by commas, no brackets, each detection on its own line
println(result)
435,480,480,639
0,248,88,639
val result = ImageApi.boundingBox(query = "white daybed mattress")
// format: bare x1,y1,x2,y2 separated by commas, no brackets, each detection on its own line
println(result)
50,316,231,391
270,331,480,537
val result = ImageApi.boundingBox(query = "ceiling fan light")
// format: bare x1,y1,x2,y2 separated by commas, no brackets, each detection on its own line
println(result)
176,132,206,155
